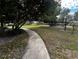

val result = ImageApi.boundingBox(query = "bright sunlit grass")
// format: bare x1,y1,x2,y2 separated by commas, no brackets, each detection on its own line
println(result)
22,23,41,29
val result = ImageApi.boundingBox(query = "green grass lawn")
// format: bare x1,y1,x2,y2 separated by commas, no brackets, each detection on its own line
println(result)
23,24,78,59
22,23,41,29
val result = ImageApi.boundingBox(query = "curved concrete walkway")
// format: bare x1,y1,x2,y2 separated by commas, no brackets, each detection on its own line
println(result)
22,28,50,59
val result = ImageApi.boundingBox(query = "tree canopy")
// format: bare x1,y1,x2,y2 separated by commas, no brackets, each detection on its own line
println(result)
74,11,78,21
57,8,70,22
0,0,58,30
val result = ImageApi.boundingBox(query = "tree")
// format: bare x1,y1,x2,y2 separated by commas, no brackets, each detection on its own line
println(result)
0,0,58,30
42,1,60,26
71,11,78,33
0,0,24,30
59,8,70,30
74,11,78,21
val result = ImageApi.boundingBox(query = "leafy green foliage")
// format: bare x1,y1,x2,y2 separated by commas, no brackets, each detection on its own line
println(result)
74,11,78,21
59,8,70,21
0,0,58,29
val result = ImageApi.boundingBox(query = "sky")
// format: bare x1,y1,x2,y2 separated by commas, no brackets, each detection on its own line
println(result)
61,0,78,15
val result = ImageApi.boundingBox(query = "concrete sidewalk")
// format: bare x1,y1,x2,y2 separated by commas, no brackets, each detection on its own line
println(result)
22,28,50,59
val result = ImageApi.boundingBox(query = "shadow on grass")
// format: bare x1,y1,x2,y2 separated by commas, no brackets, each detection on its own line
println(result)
0,28,25,37
0,29,29,59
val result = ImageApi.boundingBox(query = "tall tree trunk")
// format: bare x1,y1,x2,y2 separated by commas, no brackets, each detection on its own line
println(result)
0,21,4,32
64,22,66,31
1,21,3,29
64,18,67,31
72,25,75,34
